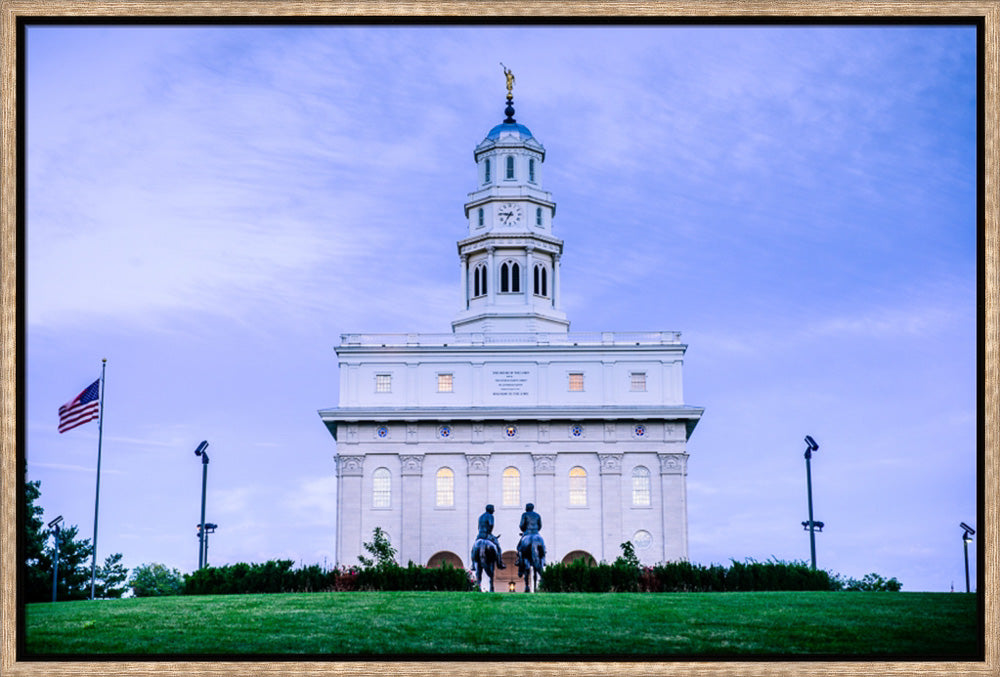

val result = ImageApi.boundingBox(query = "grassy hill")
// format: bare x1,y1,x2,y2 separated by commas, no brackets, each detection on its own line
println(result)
25,590,978,658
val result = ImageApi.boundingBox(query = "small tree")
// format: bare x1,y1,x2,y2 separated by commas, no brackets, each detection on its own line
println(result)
129,563,184,597
357,527,397,568
94,553,129,599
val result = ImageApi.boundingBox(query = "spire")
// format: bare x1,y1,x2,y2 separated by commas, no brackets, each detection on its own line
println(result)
501,62,516,123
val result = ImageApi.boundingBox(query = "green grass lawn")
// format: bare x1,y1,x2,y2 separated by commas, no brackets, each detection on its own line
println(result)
24,591,978,658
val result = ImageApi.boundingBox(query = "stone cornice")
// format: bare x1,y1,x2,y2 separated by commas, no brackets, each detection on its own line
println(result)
321,405,703,424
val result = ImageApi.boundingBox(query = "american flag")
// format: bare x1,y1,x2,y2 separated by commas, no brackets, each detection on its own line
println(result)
58,379,100,433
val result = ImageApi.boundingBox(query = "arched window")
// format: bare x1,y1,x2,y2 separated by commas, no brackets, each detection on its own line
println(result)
533,263,548,297
473,263,487,298
536,207,542,226
500,261,520,293
529,158,536,183
436,468,454,507
569,466,587,506
484,158,491,183
502,467,520,506
506,155,515,180
373,467,391,508
478,208,484,227
632,466,651,506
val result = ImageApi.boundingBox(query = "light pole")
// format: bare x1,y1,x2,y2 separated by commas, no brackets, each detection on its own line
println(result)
802,435,821,569
203,523,217,568
961,522,975,593
194,441,209,569
48,516,63,602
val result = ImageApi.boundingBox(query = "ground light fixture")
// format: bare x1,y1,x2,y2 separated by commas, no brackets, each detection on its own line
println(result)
961,522,975,593
48,515,63,602
194,440,210,569
802,435,822,569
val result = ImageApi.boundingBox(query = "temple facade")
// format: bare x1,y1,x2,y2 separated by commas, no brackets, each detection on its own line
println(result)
319,81,703,586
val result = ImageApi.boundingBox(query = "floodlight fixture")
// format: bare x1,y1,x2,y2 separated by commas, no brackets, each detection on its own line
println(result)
804,435,819,453
48,515,64,529
961,522,975,593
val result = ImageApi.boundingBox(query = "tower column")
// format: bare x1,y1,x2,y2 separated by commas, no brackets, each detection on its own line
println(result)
460,254,469,309
553,253,561,310
598,452,623,561
487,246,496,305
525,246,534,305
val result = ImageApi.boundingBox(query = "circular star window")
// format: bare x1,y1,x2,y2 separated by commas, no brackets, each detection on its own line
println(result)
571,424,583,437
633,424,646,438
505,424,518,438
376,425,388,438
439,425,451,439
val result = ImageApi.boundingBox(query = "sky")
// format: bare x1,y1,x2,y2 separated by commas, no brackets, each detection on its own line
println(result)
23,24,978,593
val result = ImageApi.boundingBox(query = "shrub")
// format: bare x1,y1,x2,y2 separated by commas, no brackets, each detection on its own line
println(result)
130,563,184,597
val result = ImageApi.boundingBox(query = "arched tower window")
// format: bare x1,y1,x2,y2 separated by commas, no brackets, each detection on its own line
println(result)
632,466,651,506
436,467,454,507
502,467,520,506
484,158,491,184
529,158,536,183
472,262,487,298
500,261,520,293
569,466,587,506
533,264,548,297
372,467,391,508
506,155,515,180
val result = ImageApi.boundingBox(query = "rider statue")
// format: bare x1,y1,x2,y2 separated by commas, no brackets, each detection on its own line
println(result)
516,502,542,573
476,504,505,568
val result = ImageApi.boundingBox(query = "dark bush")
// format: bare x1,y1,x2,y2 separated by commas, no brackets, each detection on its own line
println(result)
183,560,359,595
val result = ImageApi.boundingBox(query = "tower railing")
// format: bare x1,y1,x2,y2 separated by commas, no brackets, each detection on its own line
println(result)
339,331,682,347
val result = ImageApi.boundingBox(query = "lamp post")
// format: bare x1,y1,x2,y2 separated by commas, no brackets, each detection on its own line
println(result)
961,522,975,593
48,516,63,602
194,441,209,569
802,435,821,569
203,523,217,568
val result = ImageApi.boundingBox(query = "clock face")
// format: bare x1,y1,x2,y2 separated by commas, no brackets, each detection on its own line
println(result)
497,202,523,226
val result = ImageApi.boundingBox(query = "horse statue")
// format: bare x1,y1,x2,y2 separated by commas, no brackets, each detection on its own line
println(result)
470,535,503,592
516,532,546,592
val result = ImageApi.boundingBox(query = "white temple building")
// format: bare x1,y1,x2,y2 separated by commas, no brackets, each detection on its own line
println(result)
319,81,703,587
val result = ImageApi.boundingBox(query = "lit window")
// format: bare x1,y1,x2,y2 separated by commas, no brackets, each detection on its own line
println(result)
502,467,520,506
478,208,484,227
484,158,491,183
529,158,536,182
376,374,392,393
568,373,584,392
536,207,542,226
436,468,454,507
506,155,515,179
569,467,587,506
632,466,651,506
373,467,390,508
437,373,453,393
631,372,647,392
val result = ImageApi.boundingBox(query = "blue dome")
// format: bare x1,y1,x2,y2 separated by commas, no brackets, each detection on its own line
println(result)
486,122,534,140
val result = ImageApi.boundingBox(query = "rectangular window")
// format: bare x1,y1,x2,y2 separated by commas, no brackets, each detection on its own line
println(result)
536,207,542,226
437,373,453,393
568,373,584,392
630,372,647,392
375,373,392,393
484,158,491,183
506,155,515,179
529,158,536,182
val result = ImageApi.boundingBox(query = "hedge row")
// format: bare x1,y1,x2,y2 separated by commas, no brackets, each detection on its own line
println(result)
182,559,473,595
183,560,359,595
540,558,836,593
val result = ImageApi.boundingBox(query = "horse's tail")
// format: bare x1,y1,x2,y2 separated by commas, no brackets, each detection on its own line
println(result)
531,541,541,569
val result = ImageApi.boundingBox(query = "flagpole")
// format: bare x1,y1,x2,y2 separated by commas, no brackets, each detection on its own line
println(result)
89,358,107,600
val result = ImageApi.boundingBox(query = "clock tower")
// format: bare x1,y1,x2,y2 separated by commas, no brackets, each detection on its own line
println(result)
452,78,570,333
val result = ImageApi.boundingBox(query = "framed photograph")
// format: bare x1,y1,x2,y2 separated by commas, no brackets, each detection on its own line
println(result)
3,2,992,675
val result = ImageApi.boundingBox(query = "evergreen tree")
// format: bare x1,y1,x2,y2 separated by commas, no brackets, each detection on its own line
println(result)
94,553,129,599
23,478,127,602
23,479,51,602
